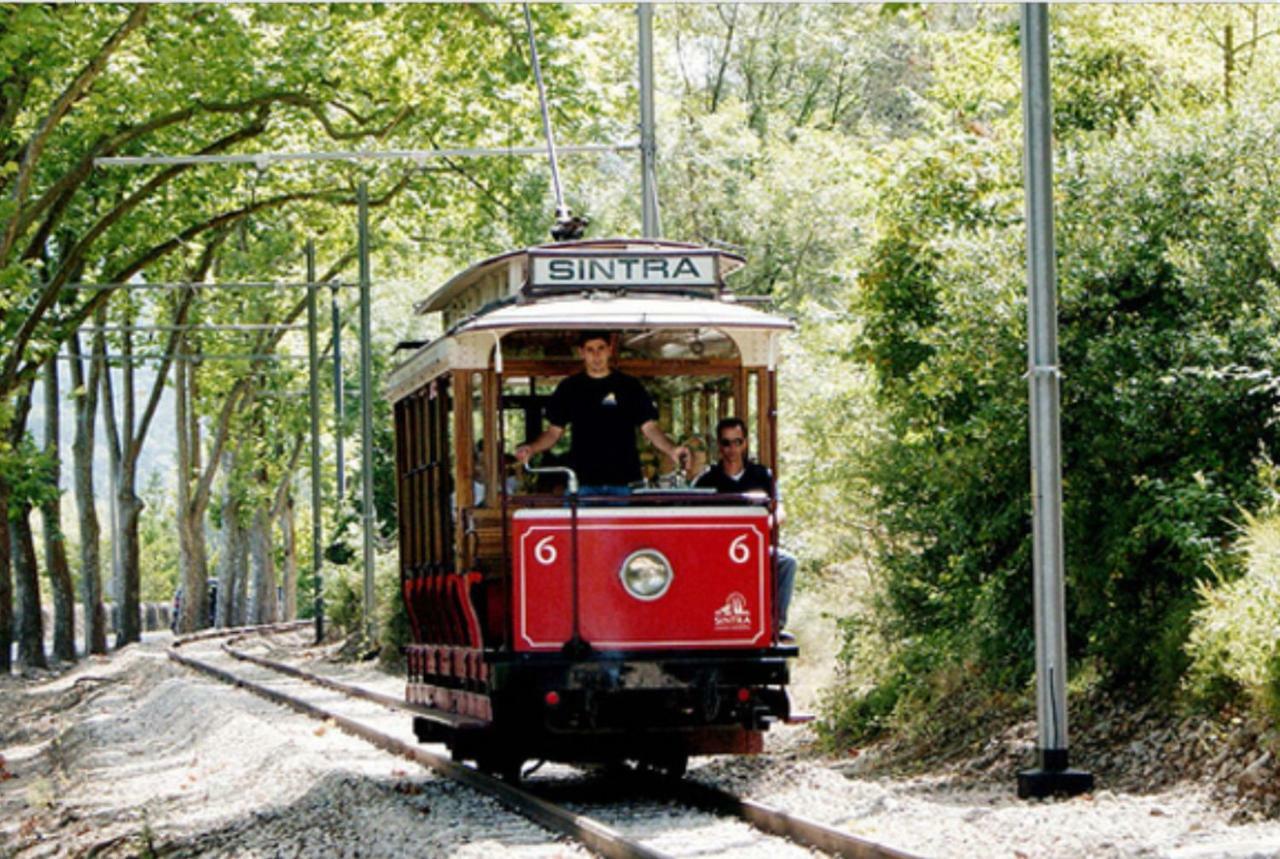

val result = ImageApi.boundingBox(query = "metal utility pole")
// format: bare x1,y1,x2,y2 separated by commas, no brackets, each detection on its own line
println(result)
332,283,346,499
1017,2,1092,800
306,241,325,643
357,183,377,644
638,2,660,238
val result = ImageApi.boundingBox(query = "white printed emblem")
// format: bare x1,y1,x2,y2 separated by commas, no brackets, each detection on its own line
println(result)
534,535,557,565
728,534,751,564
601,392,617,406
713,592,752,630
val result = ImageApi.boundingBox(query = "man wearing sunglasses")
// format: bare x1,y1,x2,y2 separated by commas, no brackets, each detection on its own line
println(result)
695,417,798,644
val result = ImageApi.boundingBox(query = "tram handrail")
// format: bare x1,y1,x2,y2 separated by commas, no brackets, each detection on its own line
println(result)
522,461,580,495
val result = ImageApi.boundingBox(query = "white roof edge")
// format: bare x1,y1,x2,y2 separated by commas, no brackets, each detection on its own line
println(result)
449,295,794,336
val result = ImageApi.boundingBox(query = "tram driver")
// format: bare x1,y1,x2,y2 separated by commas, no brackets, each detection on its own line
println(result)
696,417,798,644
513,331,688,497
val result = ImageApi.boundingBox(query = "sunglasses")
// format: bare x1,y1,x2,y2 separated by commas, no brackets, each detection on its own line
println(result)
718,437,745,447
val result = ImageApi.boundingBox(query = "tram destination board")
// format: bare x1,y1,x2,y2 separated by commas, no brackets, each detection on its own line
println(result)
527,248,722,294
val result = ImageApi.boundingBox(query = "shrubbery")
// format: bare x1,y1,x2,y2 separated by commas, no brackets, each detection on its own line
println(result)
1186,504,1280,721
834,106,1280,736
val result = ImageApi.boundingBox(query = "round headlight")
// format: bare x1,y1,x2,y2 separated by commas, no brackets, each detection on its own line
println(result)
619,550,673,601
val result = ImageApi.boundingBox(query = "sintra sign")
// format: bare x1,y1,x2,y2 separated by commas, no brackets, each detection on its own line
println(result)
529,251,718,290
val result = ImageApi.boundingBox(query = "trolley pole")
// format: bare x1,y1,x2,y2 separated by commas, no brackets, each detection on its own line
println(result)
638,2,660,238
306,241,325,643
1017,3,1092,799
357,182,377,645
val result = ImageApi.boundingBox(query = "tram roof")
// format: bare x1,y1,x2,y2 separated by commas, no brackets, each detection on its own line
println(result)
414,237,748,317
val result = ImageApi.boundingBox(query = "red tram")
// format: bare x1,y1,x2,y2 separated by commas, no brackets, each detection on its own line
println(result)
388,238,797,778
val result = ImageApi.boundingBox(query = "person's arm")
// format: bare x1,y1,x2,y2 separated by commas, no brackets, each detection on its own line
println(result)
514,425,564,463
640,419,689,468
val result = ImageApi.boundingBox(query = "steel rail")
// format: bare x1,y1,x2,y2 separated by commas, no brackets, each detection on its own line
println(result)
218,631,482,730
168,627,671,859
171,625,921,859
673,781,922,859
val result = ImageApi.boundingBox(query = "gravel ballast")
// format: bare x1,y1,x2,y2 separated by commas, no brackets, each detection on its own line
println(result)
2,632,1279,858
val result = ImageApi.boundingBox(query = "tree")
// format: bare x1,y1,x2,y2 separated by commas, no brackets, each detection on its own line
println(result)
39,358,75,662
67,329,106,654
6,383,53,670
98,281,195,646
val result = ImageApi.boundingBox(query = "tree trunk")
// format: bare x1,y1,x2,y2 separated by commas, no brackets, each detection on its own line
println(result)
107,448,122,638
9,387,46,670
233,528,249,626
214,455,246,628
0,476,11,674
114,486,142,646
41,359,76,662
69,332,106,655
177,510,207,630
248,502,277,624
174,354,208,632
12,502,46,669
279,492,297,621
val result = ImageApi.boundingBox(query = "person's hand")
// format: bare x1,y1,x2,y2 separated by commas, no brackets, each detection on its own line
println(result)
514,444,533,463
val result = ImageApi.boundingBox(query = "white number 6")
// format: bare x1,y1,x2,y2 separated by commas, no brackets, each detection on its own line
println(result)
729,534,751,564
534,535,558,565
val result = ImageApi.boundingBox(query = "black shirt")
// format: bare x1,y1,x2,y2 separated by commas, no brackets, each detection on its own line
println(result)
545,371,659,486
694,461,776,496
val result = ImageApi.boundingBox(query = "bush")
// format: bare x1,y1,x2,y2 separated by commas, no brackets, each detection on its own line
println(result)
322,548,409,666
850,106,1280,701
1186,507,1280,721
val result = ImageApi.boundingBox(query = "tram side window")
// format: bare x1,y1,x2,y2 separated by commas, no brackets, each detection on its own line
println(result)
501,375,573,494
394,377,455,577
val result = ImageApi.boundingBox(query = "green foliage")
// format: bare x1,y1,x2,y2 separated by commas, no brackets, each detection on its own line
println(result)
851,104,1280,706
1186,505,1280,721
324,565,362,638
0,433,59,516
138,473,179,603
375,550,409,666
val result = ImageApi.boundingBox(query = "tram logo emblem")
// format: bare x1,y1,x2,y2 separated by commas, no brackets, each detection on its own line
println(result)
714,592,752,630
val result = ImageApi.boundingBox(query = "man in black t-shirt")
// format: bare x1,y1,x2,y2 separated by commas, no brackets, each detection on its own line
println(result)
695,416,798,642
514,331,688,495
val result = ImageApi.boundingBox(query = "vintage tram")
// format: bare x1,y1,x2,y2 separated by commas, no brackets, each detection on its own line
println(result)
387,238,797,778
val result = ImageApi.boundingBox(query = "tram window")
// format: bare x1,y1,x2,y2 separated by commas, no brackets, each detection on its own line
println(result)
394,376,456,578
499,375,572,494
470,371,490,507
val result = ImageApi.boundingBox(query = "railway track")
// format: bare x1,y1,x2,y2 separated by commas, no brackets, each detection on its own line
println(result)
168,625,921,859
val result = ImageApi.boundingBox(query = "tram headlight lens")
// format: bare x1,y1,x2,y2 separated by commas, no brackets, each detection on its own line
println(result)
619,550,673,601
